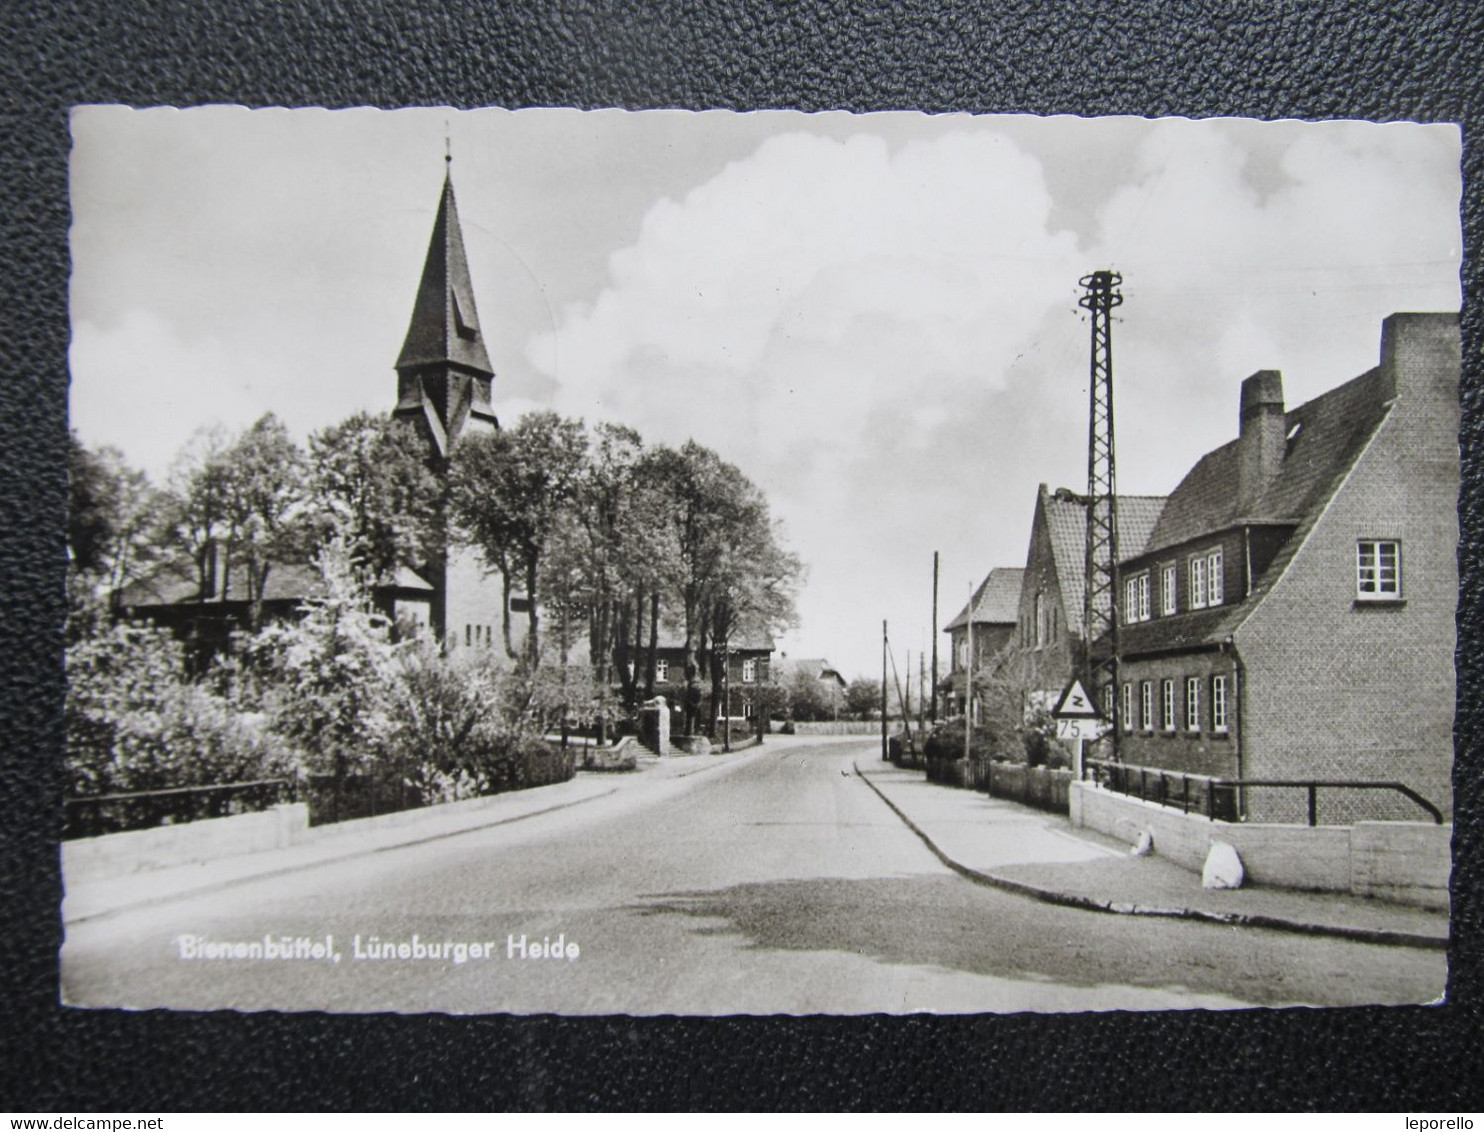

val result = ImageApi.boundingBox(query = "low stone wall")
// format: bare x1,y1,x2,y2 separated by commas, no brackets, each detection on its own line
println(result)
1070,781,1450,910
63,803,310,884
581,737,639,771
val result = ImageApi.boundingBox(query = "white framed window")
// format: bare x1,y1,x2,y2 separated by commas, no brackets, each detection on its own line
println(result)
1161,564,1177,615
1212,675,1229,732
742,658,757,683
1034,591,1046,647
1125,573,1151,624
1206,549,1224,606
1356,539,1401,600
1161,679,1176,731
655,658,669,682
1102,683,1114,718
1185,676,1201,732
1140,681,1153,731
1189,555,1208,609
1122,682,1134,732
958,638,968,667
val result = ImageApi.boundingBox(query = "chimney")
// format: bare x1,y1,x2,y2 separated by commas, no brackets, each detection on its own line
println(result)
1379,311,1461,404
1237,370,1285,514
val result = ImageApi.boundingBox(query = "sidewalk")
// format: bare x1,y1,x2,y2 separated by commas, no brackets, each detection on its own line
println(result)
855,759,1449,949
63,739,782,926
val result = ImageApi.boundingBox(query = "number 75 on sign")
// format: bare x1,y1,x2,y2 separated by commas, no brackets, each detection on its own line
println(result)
1056,718,1109,741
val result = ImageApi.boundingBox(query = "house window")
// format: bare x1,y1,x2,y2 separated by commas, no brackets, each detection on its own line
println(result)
1206,549,1224,606
958,638,968,668
1140,681,1153,731
1161,679,1176,731
742,658,757,683
1356,539,1401,601
1102,683,1114,718
1125,573,1150,624
1185,676,1201,732
1034,592,1046,647
743,700,754,719
655,659,669,682
1161,564,1177,615
1211,675,1229,732
464,624,472,647
1190,555,1208,609
1122,683,1134,732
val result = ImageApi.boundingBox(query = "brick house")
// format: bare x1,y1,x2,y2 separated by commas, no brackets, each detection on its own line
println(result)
1010,484,1166,711
941,567,1023,716
1102,312,1458,822
616,635,775,722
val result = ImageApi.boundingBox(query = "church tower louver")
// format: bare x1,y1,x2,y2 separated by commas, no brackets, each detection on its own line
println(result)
394,160,499,460
393,161,504,647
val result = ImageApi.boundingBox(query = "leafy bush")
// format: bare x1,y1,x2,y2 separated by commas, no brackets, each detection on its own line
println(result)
65,620,285,796
922,717,1001,765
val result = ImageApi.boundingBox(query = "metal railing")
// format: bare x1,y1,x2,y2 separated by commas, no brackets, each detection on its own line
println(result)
63,777,295,840
1083,758,1442,825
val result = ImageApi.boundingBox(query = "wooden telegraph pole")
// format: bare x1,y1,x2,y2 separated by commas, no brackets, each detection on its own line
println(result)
930,551,940,723
881,620,889,760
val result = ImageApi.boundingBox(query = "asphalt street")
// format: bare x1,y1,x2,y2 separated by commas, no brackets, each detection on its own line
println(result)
61,737,1445,1014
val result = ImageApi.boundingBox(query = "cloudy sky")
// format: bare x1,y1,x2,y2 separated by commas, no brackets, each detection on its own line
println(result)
69,107,1461,681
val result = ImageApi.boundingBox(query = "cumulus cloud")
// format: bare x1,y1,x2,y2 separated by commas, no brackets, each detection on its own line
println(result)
528,119,1459,677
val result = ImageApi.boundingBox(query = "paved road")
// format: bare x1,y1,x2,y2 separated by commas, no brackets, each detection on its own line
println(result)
62,737,1444,1014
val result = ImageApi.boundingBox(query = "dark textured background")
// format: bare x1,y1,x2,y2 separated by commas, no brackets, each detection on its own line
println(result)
3,0,1482,1112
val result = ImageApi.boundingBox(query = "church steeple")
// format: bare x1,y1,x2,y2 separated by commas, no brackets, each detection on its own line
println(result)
394,164,498,459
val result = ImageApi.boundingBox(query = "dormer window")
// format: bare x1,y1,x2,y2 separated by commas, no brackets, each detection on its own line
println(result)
1161,563,1177,615
1190,548,1223,609
1124,572,1151,624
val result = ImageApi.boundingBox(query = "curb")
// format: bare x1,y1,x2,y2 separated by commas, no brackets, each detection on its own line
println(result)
853,761,1448,951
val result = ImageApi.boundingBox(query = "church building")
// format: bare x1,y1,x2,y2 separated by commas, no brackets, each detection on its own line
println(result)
390,161,506,649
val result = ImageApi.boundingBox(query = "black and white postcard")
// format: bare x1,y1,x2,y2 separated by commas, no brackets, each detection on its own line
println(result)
62,107,1460,1014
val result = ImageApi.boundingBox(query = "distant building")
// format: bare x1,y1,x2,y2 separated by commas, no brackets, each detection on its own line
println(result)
617,635,776,721
1100,312,1458,822
941,567,1023,716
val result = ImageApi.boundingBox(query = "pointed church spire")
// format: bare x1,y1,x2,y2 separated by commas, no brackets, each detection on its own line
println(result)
396,170,494,375
394,165,499,458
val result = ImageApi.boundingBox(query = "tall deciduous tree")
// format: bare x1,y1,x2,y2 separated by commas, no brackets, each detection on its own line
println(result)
67,434,167,619
166,424,236,599
449,411,588,663
220,414,308,622
307,412,444,584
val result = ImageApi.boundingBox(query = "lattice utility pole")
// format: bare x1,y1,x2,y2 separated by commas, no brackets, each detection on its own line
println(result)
1079,270,1123,753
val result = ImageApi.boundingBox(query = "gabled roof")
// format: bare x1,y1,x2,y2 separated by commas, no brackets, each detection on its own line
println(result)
118,561,327,609
645,633,776,652
1043,489,1167,634
118,559,433,610
780,657,848,686
944,567,1024,631
1109,357,1406,658
395,170,494,377
1143,366,1392,555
